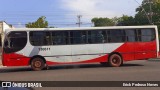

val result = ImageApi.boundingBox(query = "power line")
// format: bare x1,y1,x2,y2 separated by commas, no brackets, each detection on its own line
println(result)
10,23,92,26
149,0,153,24
134,0,153,25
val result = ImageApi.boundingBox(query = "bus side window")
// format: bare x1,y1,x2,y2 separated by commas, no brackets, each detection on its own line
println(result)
125,29,136,42
108,29,125,43
52,31,68,45
139,29,156,42
4,31,27,53
88,30,105,44
70,31,87,44
30,31,51,46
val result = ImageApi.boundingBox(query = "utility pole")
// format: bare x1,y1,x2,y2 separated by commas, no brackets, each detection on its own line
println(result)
76,15,82,27
149,0,153,24
134,0,152,24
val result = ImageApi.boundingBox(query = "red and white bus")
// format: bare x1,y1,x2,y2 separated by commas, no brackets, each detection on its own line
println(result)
2,25,159,70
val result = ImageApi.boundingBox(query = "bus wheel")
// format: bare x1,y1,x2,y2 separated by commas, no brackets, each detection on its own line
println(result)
108,54,123,67
31,57,45,71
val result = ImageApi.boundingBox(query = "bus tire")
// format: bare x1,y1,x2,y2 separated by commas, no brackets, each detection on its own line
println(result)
108,54,123,67
31,57,45,71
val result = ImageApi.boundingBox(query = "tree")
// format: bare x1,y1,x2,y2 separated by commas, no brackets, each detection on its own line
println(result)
91,16,136,27
91,17,115,27
135,0,160,35
135,0,160,25
91,0,160,30
25,16,48,28
117,15,136,26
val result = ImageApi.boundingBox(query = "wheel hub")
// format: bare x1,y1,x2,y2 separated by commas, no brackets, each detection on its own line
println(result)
34,61,42,67
112,57,120,64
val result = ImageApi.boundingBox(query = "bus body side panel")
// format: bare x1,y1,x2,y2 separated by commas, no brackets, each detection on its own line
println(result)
2,53,30,66
3,40,157,66
2,26,158,67
113,42,135,61
4,40,157,66
107,41,157,61
41,43,124,64
46,54,109,65
134,41,157,60
45,44,107,64
71,44,104,63
145,40,157,59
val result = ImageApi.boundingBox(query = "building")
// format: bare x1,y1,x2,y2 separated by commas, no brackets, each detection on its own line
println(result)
0,21,13,46
0,21,13,33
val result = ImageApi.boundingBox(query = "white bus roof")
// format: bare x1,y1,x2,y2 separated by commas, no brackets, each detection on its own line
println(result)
5,25,157,32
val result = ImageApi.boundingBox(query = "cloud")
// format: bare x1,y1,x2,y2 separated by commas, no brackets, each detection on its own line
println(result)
57,0,143,27
60,0,143,19
17,22,24,28
60,0,116,18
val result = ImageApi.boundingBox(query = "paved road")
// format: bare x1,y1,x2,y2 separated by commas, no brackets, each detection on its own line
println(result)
0,60,160,90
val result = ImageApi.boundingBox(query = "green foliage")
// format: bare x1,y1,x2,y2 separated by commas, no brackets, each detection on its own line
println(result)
25,16,48,28
135,0,160,34
91,17,115,27
91,0,160,33
91,15,136,26
135,0,153,24
117,15,136,26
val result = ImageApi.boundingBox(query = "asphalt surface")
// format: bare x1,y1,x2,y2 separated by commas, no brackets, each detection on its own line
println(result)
0,60,160,90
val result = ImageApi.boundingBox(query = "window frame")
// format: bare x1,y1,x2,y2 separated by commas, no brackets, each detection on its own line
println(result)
107,29,126,43
136,28,156,42
28,28,156,46
29,31,52,46
125,29,137,42
87,30,106,44
69,30,87,45
51,31,69,45
4,31,28,53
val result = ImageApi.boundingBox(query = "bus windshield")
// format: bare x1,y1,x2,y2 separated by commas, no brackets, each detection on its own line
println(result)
4,31,27,53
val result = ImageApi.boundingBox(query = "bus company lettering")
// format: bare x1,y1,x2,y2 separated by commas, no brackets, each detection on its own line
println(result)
12,82,42,87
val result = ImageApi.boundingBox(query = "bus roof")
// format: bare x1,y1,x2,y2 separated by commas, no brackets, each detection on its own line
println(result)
5,25,158,32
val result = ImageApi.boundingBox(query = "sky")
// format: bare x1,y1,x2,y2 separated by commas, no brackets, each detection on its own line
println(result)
0,0,143,28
